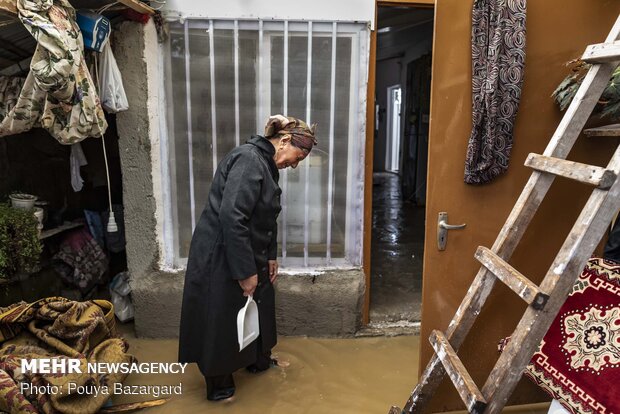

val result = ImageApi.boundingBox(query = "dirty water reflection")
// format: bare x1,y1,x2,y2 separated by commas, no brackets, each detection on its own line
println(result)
371,173,424,323
115,327,420,413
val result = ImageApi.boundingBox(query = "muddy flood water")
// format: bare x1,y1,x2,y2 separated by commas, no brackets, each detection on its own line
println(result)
113,324,549,414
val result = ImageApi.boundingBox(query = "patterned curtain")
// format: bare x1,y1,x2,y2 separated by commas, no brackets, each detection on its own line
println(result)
464,0,527,185
0,0,107,144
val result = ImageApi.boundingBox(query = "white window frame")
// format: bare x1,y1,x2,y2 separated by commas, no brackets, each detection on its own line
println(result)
159,18,369,271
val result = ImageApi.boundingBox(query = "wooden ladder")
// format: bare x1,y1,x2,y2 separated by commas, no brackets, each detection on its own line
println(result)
390,14,620,414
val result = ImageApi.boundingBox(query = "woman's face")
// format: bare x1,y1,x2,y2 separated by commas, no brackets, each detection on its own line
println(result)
274,137,308,169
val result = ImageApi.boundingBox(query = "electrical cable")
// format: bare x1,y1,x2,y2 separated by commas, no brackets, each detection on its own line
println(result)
93,52,118,233
96,1,119,14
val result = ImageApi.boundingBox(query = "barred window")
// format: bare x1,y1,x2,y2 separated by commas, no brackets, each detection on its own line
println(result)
162,19,368,268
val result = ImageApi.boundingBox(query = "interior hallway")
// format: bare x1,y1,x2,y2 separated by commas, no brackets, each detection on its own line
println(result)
117,323,550,413
370,172,424,325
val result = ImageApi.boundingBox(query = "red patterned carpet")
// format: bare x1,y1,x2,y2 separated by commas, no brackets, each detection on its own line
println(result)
525,258,620,414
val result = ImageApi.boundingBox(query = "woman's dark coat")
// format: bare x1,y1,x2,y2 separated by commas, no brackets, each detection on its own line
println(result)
178,136,281,376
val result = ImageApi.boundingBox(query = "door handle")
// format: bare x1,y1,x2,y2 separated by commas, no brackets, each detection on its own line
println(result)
437,212,466,251
439,221,467,230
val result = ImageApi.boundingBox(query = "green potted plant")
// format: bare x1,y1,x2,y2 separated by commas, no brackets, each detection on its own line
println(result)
0,203,42,281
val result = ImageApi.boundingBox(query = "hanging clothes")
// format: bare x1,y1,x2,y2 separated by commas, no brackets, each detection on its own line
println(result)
70,142,88,191
0,76,26,118
0,0,107,144
464,0,527,185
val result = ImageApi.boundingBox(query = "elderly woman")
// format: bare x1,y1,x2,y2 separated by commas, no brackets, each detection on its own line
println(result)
178,115,317,401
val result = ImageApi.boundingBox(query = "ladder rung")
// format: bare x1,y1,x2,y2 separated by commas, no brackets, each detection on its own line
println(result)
582,41,620,63
524,153,617,190
475,246,549,310
430,330,487,414
584,123,620,137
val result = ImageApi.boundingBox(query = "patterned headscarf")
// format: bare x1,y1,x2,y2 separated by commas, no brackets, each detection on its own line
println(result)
264,115,318,154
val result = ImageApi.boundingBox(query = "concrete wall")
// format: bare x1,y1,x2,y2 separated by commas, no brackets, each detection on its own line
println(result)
114,20,166,336
114,21,160,283
113,20,366,338
276,270,365,337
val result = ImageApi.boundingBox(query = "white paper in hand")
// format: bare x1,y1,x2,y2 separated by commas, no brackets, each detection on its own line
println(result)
237,295,259,351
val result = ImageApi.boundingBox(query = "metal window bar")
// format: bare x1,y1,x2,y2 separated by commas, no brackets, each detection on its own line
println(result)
234,20,240,147
257,19,264,132
169,19,367,267
183,20,197,230
326,22,337,264
158,44,175,268
303,21,313,267
208,19,218,177
281,20,289,263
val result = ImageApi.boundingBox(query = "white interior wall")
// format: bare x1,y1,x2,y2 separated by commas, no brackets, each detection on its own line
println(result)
374,18,433,172
162,0,376,29
374,58,401,171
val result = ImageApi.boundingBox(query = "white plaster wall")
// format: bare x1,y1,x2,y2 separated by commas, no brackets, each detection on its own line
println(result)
162,0,376,29
374,22,433,172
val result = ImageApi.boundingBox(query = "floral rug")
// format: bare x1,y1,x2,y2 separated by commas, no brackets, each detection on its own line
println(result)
522,258,620,414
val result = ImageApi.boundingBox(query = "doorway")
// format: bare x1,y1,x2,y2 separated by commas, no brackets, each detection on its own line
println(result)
369,5,433,329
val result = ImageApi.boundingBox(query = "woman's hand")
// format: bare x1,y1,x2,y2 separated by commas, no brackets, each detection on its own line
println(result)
239,274,258,297
268,260,279,284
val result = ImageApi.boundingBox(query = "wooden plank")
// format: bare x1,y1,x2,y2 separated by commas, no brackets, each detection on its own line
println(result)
482,142,620,413
582,40,620,63
39,221,84,240
362,9,377,326
584,124,620,137
524,153,617,189
401,14,620,413
0,0,16,16
117,0,154,15
475,246,549,310
429,330,486,414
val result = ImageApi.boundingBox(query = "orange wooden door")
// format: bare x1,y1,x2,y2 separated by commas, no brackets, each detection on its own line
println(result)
419,0,620,411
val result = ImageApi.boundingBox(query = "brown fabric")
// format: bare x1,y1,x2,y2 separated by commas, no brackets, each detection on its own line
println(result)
0,297,134,414
263,114,317,154
464,0,526,184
